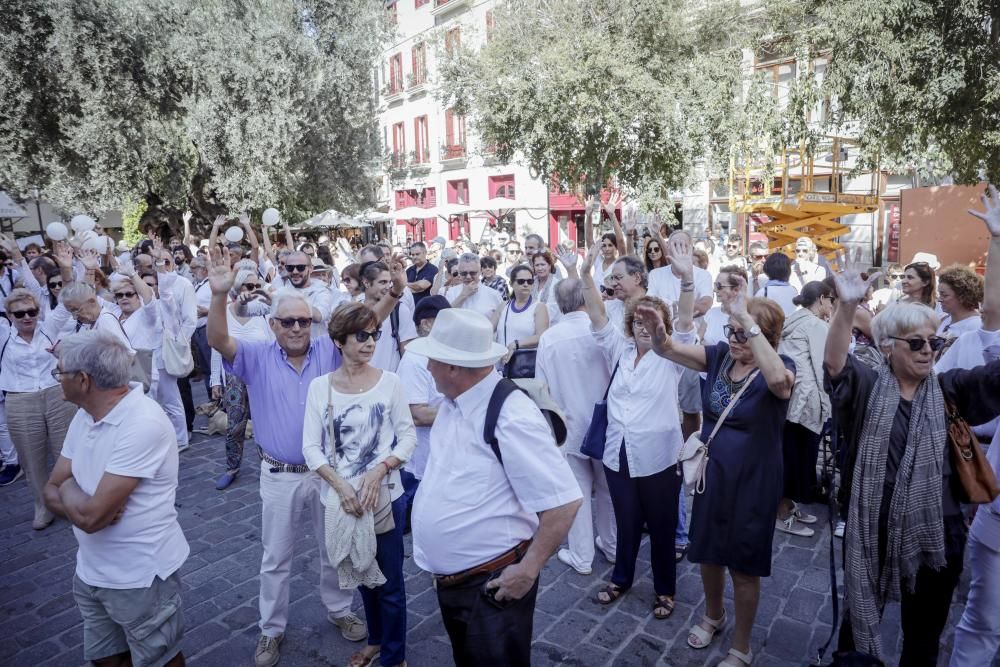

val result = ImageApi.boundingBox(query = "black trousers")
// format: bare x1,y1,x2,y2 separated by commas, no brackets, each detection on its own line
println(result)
604,444,680,595
837,555,963,666
436,571,539,667
177,373,195,432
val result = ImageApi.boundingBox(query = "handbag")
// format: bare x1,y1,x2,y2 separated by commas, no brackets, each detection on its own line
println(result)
162,334,194,377
580,362,620,460
677,369,758,494
501,300,536,379
131,348,154,392
945,398,1000,504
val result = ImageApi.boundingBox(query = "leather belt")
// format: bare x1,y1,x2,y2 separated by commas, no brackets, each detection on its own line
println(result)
434,539,532,589
258,447,310,474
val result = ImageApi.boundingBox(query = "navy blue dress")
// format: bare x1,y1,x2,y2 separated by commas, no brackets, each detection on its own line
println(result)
687,342,795,577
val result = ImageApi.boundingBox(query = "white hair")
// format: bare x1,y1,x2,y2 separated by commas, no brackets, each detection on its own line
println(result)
60,282,96,305
269,287,311,318
871,302,940,349
458,252,480,265
229,268,258,300
58,330,132,389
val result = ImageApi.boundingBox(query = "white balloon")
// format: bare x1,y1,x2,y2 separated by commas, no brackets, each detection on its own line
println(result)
262,208,280,227
224,227,244,243
83,236,107,253
70,214,96,232
46,222,69,240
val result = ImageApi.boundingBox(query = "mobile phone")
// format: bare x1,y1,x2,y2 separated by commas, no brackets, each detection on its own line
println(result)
481,569,511,609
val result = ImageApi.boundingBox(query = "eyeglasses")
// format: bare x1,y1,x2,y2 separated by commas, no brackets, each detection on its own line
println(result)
890,273,905,279
276,317,312,329
714,282,734,291
507,249,522,255
113,291,137,300
154,259,172,266
50,368,77,380
726,244,740,249
458,271,478,278
822,294,838,305
285,264,309,273
888,335,947,352
723,324,749,344
513,278,534,285
242,283,262,291
353,330,382,343
10,308,39,319
48,280,63,289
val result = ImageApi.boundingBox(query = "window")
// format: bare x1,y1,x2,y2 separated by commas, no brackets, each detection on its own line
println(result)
395,190,416,209
422,187,437,207
387,1,397,24
447,179,469,205
415,0,429,7
755,58,796,108
410,43,427,86
388,54,403,94
485,10,495,42
488,174,515,199
413,116,429,163
391,122,405,168
445,27,461,54
443,109,466,158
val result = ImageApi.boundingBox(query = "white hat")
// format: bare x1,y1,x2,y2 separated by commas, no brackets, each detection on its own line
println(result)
910,252,940,270
406,308,508,368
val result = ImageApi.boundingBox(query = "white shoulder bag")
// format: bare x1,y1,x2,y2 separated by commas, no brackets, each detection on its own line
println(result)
677,369,759,495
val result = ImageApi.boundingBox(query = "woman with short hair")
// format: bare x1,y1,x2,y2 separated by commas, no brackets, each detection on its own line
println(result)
936,264,983,338
302,302,415,667
0,289,79,529
479,255,509,301
755,253,798,316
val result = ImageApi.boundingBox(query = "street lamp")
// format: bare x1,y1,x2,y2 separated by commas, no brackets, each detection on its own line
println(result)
31,187,43,234
413,178,427,240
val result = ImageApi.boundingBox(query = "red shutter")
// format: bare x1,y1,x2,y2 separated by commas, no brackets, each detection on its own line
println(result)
424,187,437,207
424,217,438,238
444,109,454,147
413,118,420,163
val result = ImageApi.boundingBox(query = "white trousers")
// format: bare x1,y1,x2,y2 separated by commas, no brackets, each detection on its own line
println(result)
153,368,188,446
949,515,1000,666
0,400,18,466
258,468,352,636
563,452,617,570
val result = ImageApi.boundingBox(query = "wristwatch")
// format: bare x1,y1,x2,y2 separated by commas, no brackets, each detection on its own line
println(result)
746,324,762,339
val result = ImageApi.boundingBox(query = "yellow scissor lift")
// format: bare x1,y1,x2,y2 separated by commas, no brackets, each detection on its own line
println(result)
729,137,880,268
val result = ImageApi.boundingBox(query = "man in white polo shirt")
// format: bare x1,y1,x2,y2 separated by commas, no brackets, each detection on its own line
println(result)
408,308,582,666
444,253,503,320
43,330,189,667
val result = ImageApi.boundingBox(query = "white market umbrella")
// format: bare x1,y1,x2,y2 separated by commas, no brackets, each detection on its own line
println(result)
394,206,436,219
437,202,472,218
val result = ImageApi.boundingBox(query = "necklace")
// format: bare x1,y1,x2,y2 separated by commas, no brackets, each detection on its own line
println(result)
510,295,533,313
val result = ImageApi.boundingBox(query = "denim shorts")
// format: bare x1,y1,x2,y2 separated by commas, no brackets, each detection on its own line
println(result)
72,570,184,667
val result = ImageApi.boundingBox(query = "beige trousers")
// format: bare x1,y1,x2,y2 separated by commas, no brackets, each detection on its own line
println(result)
6,385,78,519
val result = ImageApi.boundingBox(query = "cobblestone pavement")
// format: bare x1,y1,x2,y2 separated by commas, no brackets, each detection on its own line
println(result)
0,412,982,667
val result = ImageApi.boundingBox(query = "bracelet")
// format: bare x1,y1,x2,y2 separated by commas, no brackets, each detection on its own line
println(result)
380,461,392,475
389,290,404,300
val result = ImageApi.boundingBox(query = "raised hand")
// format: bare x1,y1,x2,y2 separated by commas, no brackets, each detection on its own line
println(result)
832,270,881,305
239,211,251,228
78,248,101,271
555,242,578,272
622,207,637,234
969,183,1000,237
53,242,74,269
207,246,235,295
585,194,600,216
635,303,671,354
388,252,407,292
212,214,226,229
580,241,600,274
604,191,623,215
667,234,693,279
182,211,193,226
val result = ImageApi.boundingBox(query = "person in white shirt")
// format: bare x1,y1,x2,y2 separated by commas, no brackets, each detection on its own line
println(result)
647,231,714,317
59,282,134,350
42,330,189,667
302,303,416,667
789,237,830,291
359,261,416,372
755,253,799,316
444,253,503,320
0,289,79,528
719,233,749,274
569,236,696,620
601,255,648,331
189,256,214,395
407,308,582,666
536,278,617,574
935,265,983,339
277,250,343,339
492,265,548,363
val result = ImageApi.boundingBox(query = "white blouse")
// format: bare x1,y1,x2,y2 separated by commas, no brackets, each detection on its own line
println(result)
593,320,695,476
495,298,539,348
0,328,59,393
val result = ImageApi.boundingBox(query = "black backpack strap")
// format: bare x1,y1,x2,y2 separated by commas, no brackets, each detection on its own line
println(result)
389,302,402,357
482,378,522,464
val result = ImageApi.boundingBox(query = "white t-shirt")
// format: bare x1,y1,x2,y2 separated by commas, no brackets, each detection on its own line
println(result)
444,283,503,320
756,281,799,317
372,300,417,372
937,314,982,338
396,351,443,480
702,307,729,347
647,265,713,313
62,384,189,589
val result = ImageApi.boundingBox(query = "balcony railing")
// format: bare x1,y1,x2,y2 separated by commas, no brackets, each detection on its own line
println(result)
383,82,404,101
388,153,407,171
409,148,431,166
442,144,467,160
407,72,428,91
432,0,471,17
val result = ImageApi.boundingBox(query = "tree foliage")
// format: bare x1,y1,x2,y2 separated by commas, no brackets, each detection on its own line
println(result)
0,0,387,235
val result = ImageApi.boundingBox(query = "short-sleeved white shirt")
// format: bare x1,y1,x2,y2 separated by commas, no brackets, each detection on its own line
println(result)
412,371,582,575
61,384,189,589
371,300,417,372
444,283,503,320
396,351,443,479
647,265,713,311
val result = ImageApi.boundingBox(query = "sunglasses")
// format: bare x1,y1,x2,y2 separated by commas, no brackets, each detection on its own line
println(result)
751,254,767,260
458,271,478,278
726,244,740,249
600,286,615,296
507,249,522,255
114,291,137,300
723,324,749,344
154,259,172,266
648,246,662,254
714,282,734,291
890,273,905,279
276,317,312,329
242,283,263,291
48,280,63,288
11,308,39,319
795,249,810,254
888,335,947,352
285,264,309,273
353,330,382,343
513,278,534,285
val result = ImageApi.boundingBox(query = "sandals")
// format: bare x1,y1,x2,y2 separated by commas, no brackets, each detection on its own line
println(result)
652,595,675,620
347,649,380,667
675,543,689,563
687,610,727,649
719,647,753,666
596,583,625,605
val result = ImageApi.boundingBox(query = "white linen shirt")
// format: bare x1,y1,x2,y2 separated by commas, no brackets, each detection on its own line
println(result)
444,283,503,320
412,371,582,575
61,384,189,589
536,311,611,456
0,329,59,393
593,320,695,476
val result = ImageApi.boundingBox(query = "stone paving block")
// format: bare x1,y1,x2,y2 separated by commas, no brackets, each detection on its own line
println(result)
532,640,569,666
562,641,615,666
592,609,640,650
762,617,814,661
781,587,825,623
220,603,259,631
612,632,666,666
8,640,60,665
15,606,82,647
540,609,598,649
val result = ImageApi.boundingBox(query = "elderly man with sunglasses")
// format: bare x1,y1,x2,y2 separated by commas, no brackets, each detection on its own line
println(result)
206,247,407,667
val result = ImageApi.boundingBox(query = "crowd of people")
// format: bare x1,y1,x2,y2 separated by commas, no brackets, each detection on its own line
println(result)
0,184,998,667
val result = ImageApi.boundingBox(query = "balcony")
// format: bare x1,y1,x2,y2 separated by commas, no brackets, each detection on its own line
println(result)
440,144,468,169
431,0,471,18
387,152,408,177
407,72,429,96
409,149,432,174
383,83,404,104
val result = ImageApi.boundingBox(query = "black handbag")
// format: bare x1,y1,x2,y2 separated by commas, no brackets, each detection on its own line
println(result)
580,362,619,459
501,299,537,379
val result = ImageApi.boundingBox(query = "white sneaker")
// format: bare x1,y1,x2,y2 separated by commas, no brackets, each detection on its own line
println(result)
834,520,845,538
254,633,283,667
557,548,592,575
791,502,818,524
776,515,815,537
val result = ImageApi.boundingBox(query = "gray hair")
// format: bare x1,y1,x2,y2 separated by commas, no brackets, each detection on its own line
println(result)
229,268,258,300
5,287,40,312
525,233,545,246
871,302,940,349
29,256,57,271
269,287,311,318
458,253,480,266
58,330,132,389
555,278,585,314
233,259,257,273
668,229,692,243
60,282,97,306
613,256,648,289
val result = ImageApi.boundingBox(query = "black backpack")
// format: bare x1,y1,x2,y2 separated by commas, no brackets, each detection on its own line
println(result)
482,378,567,464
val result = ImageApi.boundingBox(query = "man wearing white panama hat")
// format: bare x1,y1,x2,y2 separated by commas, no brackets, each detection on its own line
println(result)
408,308,582,667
